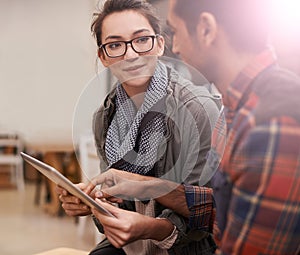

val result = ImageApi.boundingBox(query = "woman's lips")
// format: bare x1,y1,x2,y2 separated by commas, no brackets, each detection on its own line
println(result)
122,64,146,72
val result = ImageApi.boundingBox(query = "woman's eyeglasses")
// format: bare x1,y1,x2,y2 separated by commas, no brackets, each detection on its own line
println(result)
99,34,160,58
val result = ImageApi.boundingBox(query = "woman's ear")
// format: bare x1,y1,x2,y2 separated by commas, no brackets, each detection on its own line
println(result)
156,35,165,56
197,12,218,46
98,48,109,67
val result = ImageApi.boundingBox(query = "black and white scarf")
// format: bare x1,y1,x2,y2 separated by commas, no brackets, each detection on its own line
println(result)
105,62,168,175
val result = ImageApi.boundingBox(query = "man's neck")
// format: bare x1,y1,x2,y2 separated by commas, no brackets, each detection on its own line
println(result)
214,47,257,107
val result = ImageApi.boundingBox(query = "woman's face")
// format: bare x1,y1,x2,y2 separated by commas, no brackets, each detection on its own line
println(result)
99,10,165,94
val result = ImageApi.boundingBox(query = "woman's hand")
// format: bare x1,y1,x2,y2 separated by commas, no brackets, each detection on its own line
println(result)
91,199,174,248
56,183,91,217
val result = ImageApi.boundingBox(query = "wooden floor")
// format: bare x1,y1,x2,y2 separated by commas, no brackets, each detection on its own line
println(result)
0,181,97,255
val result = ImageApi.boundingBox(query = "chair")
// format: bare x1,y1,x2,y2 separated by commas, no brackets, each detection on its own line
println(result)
0,133,24,190
78,132,100,183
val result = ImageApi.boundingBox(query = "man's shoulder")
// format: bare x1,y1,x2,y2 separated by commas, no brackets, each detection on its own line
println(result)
254,65,300,94
252,66,300,123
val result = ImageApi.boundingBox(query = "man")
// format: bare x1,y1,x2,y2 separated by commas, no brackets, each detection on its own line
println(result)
165,0,300,253
168,0,300,254
59,0,300,254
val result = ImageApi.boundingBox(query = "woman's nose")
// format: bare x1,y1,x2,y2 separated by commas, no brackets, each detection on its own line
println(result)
124,43,139,60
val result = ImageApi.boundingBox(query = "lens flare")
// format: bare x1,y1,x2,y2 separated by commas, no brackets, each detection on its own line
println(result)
270,0,300,73
271,0,300,35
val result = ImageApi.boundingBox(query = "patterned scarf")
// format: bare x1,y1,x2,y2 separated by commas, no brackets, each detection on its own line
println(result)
105,62,168,176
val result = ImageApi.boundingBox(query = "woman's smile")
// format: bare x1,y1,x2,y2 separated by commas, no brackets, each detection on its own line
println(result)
122,63,146,74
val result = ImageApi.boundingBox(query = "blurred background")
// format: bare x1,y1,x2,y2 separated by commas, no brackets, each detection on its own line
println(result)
0,0,299,254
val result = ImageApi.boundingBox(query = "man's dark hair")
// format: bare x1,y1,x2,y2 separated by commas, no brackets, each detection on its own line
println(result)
91,0,161,47
174,0,271,53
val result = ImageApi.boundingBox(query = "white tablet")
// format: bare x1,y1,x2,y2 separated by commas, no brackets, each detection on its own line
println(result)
21,152,114,217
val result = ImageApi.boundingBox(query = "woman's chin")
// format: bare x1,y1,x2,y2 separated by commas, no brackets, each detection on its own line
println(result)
122,77,151,89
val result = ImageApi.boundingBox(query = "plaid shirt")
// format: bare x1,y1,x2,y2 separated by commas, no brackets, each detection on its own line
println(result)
185,49,300,254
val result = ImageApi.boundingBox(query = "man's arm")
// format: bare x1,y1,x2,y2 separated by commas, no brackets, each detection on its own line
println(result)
155,184,215,233
155,184,189,218
85,169,216,232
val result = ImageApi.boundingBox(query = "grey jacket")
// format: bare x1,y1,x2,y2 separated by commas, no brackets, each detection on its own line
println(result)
92,65,222,254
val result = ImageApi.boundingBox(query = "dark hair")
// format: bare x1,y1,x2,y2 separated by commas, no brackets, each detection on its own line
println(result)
91,0,161,47
174,0,271,53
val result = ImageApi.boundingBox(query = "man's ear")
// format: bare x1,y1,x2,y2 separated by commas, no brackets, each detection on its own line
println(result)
156,35,165,56
197,12,218,46
98,48,109,67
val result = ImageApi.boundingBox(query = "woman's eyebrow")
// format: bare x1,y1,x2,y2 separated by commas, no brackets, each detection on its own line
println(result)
132,28,151,36
104,35,123,41
104,29,152,42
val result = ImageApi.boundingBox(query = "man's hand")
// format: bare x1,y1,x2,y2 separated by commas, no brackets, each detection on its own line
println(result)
91,199,174,248
56,183,91,217
84,168,179,202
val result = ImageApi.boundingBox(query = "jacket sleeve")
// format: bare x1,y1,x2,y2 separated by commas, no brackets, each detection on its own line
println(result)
157,93,221,251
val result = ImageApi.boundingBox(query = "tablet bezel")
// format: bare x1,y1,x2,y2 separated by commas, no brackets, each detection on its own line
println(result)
20,152,114,217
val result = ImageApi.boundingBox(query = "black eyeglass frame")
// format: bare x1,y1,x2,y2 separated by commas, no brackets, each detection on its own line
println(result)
99,34,160,58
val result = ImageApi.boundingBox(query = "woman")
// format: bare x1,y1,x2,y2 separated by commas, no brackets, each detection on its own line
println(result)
58,0,221,254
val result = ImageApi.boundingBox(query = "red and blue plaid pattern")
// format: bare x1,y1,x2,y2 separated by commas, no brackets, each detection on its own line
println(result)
185,185,215,233
186,49,300,254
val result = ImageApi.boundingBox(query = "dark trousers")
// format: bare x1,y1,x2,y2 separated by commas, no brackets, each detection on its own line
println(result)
89,238,126,255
